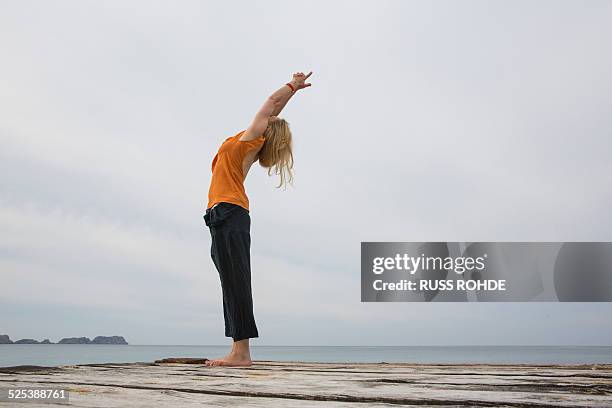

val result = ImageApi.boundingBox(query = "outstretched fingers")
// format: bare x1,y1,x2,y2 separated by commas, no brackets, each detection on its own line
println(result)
303,71,313,88
291,70,313,89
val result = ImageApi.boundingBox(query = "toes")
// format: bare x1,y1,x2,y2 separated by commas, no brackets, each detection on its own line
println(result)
205,359,221,367
206,357,250,367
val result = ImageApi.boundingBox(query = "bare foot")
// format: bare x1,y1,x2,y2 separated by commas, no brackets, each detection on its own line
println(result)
205,352,252,367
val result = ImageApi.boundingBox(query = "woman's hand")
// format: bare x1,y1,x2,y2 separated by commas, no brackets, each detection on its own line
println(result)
290,71,313,90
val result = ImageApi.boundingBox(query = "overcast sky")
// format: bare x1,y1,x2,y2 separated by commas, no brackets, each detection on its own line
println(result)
1,1,611,346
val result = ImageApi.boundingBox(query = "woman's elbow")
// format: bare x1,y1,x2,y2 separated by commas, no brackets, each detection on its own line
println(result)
258,97,280,117
267,96,282,109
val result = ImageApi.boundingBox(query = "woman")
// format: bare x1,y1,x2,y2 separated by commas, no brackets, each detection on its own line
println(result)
203,71,313,367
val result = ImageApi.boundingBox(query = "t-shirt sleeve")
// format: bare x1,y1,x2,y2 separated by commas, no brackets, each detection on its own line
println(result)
233,133,265,157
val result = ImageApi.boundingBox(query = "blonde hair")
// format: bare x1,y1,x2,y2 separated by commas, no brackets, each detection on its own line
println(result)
258,118,294,188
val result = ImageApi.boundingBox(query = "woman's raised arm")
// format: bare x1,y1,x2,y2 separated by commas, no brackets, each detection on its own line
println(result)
241,72,312,141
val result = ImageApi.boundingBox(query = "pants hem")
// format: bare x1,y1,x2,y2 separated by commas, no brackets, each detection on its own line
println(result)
228,333,259,341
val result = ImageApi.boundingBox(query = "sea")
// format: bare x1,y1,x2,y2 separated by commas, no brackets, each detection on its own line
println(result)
1,345,611,367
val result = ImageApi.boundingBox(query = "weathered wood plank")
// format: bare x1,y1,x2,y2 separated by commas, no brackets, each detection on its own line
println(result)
1,361,611,407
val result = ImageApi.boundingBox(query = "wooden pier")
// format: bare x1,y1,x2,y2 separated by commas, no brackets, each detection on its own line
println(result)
1,359,611,407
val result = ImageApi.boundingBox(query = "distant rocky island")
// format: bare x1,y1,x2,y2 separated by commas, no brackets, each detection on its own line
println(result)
0,335,127,345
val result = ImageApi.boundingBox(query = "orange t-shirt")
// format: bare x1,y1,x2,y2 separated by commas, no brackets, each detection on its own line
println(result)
207,130,266,211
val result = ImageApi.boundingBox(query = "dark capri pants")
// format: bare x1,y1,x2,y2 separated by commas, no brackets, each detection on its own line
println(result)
204,202,259,341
